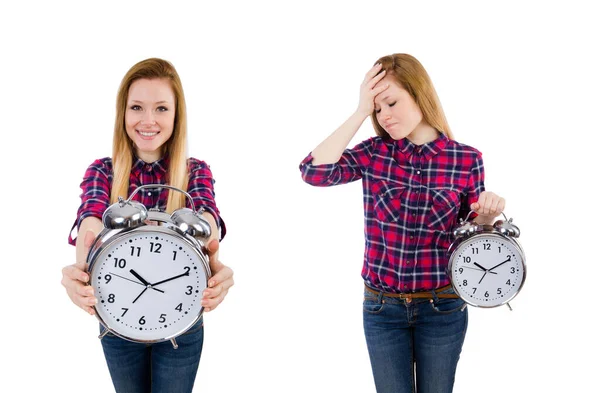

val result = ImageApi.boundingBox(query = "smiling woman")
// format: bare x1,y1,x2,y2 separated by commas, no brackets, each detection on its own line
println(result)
60,58,234,393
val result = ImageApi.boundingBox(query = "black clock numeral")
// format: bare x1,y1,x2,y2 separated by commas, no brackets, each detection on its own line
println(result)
184,266,191,274
121,308,129,317
108,294,115,303
506,279,511,285
472,288,477,294
498,246,502,253
130,246,141,257
139,316,146,325
150,242,162,253
463,256,471,263
484,291,489,298
173,251,177,261
459,268,464,274
185,286,193,295
159,314,167,323
113,258,126,269
510,267,516,274
462,280,468,286
105,274,112,284
506,255,512,261
175,303,183,312
497,288,502,295
471,248,479,255
483,243,491,251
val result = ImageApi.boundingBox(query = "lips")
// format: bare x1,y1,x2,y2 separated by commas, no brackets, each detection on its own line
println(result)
136,129,160,140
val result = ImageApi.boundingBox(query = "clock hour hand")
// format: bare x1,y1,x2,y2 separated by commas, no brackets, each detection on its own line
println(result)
152,271,190,287
472,262,497,275
488,258,511,272
122,270,165,293
130,269,151,286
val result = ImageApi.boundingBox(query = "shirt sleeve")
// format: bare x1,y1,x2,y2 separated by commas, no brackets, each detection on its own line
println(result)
299,137,376,186
459,151,485,221
68,159,112,246
187,158,226,240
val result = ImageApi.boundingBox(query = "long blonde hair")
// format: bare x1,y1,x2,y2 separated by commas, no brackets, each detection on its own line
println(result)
370,54,454,140
111,58,188,212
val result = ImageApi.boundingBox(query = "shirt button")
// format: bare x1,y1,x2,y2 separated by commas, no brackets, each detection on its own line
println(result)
416,170,421,175
404,284,409,289
145,165,152,172
406,260,411,264
410,236,414,240
147,192,152,196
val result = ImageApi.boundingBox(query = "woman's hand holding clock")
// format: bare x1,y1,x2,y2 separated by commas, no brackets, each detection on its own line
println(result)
61,230,98,315
201,239,234,312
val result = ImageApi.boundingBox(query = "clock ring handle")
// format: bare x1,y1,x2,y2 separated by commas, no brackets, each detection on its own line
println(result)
463,210,508,223
126,184,198,213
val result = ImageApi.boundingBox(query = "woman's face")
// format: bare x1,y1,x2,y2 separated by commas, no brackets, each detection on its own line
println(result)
125,78,176,162
374,75,425,141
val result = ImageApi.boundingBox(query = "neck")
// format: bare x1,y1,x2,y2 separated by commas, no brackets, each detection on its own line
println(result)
407,122,439,145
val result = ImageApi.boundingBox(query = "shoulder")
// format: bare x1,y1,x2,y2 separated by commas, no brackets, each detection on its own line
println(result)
84,157,113,177
445,139,483,161
187,157,215,178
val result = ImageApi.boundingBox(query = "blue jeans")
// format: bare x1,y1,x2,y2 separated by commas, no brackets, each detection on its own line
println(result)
363,287,468,393
99,318,204,393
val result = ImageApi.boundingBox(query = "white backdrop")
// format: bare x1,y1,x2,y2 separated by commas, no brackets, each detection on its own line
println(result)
1,1,598,392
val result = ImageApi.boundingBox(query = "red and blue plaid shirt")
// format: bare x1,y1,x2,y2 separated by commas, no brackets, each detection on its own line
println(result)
68,156,225,245
300,133,484,293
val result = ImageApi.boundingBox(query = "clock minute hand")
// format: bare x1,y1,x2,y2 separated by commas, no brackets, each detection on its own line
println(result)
152,271,190,287
488,258,511,272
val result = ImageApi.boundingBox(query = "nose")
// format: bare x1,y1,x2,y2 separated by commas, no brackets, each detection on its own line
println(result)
140,111,156,125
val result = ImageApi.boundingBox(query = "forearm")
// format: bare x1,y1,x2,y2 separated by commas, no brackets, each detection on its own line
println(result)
311,111,368,165
75,217,103,263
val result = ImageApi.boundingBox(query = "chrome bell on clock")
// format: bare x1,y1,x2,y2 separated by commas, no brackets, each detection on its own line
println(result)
452,217,480,239
171,208,212,239
493,216,521,238
102,197,148,229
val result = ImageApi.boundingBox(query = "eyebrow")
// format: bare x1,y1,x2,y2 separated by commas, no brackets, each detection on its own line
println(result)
129,100,172,104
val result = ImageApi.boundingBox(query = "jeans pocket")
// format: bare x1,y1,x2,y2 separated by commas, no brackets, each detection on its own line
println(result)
430,297,465,314
363,295,385,314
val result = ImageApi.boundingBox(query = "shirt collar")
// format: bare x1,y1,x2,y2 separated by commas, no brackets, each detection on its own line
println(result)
131,154,169,176
394,132,449,160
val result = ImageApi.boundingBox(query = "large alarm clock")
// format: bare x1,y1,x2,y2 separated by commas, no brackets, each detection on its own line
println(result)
86,184,212,349
447,212,526,310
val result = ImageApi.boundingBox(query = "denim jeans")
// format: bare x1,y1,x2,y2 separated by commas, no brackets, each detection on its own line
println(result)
363,287,468,393
99,318,204,393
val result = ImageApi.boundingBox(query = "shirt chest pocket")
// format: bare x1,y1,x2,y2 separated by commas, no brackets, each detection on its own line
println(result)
428,189,461,231
372,181,406,223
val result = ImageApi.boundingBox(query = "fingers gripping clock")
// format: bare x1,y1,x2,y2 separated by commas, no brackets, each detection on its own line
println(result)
86,184,212,349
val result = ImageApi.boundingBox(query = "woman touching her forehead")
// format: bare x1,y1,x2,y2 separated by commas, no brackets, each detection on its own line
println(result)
300,54,505,393
61,58,234,393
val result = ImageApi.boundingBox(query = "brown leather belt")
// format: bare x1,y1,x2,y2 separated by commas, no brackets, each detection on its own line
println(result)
365,284,459,302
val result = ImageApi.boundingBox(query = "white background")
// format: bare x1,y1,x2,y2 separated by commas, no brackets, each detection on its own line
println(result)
1,1,598,392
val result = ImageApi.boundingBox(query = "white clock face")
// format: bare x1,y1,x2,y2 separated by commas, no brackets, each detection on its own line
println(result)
450,234,525,307
90,229,208,341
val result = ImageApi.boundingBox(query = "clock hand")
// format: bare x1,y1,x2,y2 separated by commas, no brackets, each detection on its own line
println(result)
109,272,165,293
132,287,148,304
152,271,190,287
461,266,497,274
130,269,151,286
478,271,488,284
473,262,488,271
488,258,511,272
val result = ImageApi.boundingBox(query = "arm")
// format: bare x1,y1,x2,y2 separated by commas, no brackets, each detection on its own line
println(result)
311,63,388,164
463,152,506,225
299,63,389,186
62,217,103,315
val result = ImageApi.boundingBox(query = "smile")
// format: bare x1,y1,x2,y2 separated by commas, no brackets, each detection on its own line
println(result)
136,130,160,138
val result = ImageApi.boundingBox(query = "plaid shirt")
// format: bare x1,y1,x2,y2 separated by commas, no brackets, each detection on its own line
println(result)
299,133,485,293
68,156,225,245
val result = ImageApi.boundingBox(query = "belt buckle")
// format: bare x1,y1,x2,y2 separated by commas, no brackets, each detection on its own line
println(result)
404,294,413,303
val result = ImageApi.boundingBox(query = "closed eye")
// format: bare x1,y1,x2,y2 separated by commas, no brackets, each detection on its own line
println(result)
389,101,396,107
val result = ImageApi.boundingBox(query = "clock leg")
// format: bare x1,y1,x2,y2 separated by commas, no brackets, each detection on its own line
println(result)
170,338,179,349
506,302,513,311
98,328,111,340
